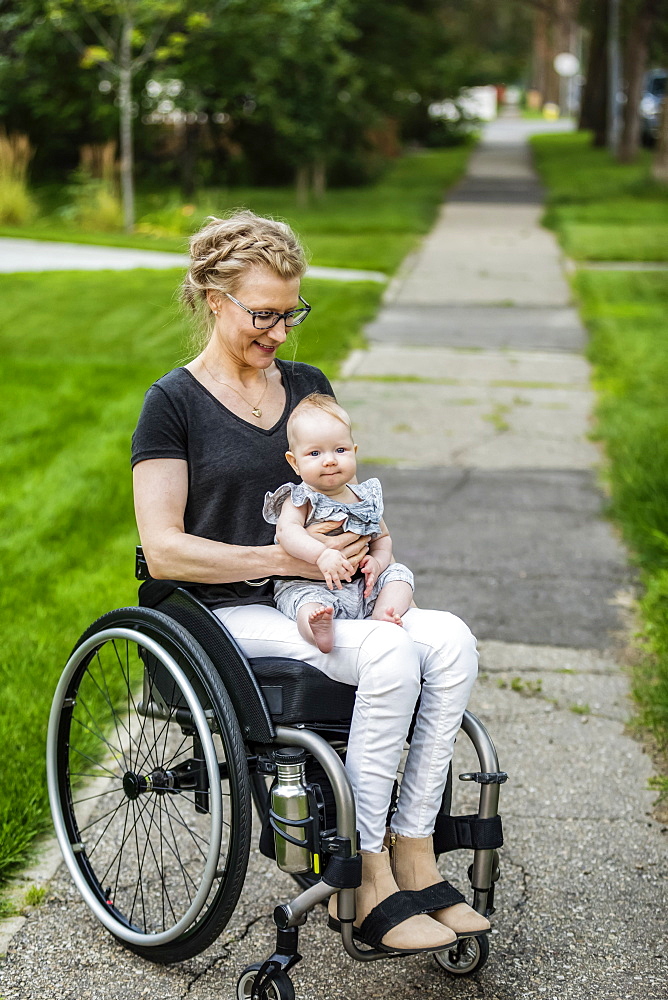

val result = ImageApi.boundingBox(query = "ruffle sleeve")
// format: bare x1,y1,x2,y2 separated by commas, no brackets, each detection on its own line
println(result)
262,482,315,524
262,477,384,537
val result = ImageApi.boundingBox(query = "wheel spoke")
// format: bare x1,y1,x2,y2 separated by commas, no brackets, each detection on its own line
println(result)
75,692,128,765
73,786,126,807
69,746,122,780
78,796,129,837
164,796,211,858
106,792,132,905
87,649,137,768
129,799,149,930
84,796,132,858
71,712,125,764
134,671,178,775
131,793,168,926
95,792,156,891
161,802,197,900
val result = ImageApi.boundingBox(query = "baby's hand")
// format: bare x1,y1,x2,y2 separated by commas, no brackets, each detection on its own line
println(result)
360,555,381,598
316,548,355,591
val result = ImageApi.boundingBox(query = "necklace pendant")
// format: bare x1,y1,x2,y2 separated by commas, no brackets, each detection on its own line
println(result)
252,407,262,418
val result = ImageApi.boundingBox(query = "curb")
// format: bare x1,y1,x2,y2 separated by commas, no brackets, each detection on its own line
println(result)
0,835,63,957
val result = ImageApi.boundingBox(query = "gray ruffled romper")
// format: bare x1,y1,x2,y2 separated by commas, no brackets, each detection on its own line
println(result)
262,477,414,621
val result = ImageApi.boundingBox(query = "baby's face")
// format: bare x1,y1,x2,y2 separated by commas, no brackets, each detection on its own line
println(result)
287,411,357,494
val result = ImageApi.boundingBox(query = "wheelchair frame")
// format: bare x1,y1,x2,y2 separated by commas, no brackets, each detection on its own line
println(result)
47,585,506,999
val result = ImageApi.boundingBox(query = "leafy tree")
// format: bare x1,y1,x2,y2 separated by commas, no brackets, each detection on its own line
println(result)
0,1,118,180
0,0,540,204
45,0,200,229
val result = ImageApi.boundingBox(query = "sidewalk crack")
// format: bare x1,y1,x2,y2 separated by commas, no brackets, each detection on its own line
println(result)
180,913,272,997
500,850,530,948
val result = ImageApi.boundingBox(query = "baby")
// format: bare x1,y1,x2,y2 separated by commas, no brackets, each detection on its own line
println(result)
263,393,414,653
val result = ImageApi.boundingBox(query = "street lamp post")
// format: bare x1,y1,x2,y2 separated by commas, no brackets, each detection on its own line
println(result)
554,52,580,118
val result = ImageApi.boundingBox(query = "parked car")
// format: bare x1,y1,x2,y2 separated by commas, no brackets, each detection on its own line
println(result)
640,68,666,146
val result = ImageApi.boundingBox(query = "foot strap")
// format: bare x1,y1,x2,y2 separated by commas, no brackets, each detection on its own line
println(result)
358,882,466,948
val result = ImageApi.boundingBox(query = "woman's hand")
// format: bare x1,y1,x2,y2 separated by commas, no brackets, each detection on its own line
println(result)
306,520,369,568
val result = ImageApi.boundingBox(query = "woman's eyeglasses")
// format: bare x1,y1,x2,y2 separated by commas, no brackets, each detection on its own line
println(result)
225,293,311,330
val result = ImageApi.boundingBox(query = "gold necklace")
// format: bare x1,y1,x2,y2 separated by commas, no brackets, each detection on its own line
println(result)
200,360,269,418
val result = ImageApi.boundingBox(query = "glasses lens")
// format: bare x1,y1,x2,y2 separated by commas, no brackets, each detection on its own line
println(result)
253,312,279,329
285,309,310,328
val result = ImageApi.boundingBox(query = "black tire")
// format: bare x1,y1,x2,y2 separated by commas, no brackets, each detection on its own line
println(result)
237,963,295,1000
434,933,490,976
47,607,252,963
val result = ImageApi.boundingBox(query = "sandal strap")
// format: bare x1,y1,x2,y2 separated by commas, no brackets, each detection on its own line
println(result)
358,882,466,948
410,881,466,911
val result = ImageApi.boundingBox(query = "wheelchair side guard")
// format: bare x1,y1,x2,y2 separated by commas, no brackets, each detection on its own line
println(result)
151,587,276,743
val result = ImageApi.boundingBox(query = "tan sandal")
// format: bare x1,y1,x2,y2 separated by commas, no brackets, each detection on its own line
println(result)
390,832,491,936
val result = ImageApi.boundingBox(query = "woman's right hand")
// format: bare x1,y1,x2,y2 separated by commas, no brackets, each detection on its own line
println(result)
307,520,369,568
316,548,355,591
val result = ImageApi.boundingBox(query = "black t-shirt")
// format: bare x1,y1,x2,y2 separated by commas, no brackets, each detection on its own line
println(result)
131,360,333,609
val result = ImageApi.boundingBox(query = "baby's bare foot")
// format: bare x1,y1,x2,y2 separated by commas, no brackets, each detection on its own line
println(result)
372,606,404,626
309,605,335,652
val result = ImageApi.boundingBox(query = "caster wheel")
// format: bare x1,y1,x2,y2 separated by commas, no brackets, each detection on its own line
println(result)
434,933,489,976
237,963,295,1000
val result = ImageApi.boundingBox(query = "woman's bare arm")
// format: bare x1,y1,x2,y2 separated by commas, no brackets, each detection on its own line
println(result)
133,459,367,582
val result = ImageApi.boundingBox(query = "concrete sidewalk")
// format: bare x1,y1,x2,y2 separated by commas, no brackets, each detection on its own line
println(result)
2,118,666,1000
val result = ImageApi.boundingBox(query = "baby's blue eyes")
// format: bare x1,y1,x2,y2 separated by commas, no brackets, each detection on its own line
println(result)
307,447,348,457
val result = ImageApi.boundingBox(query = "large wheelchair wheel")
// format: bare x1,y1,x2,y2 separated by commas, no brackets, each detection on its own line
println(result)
47,607,252,963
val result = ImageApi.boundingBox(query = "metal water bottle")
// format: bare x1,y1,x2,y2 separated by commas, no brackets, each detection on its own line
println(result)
271,747,312,874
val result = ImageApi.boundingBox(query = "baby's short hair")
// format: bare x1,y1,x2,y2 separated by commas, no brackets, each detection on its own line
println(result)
286,393,352,449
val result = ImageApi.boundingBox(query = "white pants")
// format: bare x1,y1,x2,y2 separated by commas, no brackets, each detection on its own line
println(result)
215,604,479,852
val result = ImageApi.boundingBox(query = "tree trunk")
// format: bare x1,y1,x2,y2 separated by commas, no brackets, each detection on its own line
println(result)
311,158,326,200
579,0,608,145
180,123,198,200
618,0,658,163
118,15,135,232
295,164,309,207
651,98,668,183
531,11,548,104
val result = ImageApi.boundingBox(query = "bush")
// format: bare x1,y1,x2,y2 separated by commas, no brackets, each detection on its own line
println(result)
59,171,123,231
0,130,37,224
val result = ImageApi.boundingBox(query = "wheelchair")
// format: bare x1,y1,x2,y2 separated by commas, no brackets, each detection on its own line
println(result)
46,553,506,1000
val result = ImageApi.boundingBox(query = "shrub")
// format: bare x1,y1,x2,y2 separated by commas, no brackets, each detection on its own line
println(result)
0,130,37,224
59,171,123,231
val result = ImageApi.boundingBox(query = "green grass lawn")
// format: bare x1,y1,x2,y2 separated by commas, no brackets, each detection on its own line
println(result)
0,269,382,884
531,131,668,261
532,131,668,766
574,271,668,752
1,145,471,274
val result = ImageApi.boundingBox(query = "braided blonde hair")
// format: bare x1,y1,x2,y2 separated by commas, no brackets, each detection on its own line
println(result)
181,209,308,352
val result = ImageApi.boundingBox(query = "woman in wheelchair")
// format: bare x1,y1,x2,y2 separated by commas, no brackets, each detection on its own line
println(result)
130,209,489,954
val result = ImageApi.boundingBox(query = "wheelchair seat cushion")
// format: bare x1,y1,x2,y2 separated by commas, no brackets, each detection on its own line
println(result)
249,656,356,724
